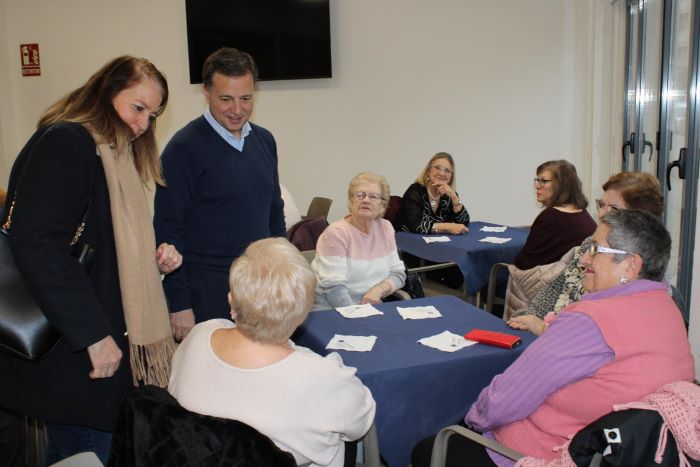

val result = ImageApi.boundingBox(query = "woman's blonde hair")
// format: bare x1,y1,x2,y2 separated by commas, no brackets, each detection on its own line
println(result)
415,152,456,188
38,56,168,185
229,238,316,344
347,172,391,217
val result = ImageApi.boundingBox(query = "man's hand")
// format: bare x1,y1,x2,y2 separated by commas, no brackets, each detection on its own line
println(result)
156,243,183,274
170,309,195,342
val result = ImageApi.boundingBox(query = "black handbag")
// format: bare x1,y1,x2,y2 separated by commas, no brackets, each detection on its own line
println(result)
0,195,95,361
402,270,425,299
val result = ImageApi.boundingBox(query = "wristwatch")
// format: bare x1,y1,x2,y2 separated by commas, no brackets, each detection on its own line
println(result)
432,224,439,233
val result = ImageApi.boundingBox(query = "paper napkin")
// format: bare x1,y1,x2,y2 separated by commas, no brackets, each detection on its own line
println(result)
326,334,377,352
479,236,512,244
335,304,384,318
480,225,507,233
423,236,451,243
417,331,478,352
396,305,442,320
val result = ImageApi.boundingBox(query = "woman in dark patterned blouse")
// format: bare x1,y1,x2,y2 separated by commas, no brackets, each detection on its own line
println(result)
397,152,470,288
397,152,470,235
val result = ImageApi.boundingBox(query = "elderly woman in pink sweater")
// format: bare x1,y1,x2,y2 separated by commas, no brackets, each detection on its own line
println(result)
412,209,694,466
312,172,405,310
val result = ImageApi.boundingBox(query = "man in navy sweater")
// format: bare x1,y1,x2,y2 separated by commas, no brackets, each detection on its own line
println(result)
154,48,285,341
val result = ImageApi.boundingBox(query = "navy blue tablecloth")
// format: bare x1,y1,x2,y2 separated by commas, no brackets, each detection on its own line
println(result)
395,221,529,295
292,296,535,467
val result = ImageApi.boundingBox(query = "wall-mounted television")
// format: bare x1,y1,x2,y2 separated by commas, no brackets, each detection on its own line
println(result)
185,0,332,83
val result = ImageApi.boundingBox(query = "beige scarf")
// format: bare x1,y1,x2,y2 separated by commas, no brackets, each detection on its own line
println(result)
91,131,175,387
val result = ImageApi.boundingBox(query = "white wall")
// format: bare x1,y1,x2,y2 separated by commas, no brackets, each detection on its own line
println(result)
0,0,596,227
0,0,696,373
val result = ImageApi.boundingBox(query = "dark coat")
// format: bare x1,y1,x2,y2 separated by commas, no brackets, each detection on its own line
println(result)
108,386,296,466
0,123,131,431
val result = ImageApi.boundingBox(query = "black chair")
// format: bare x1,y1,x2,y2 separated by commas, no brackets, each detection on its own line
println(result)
108,385,296,467
430,408,700,467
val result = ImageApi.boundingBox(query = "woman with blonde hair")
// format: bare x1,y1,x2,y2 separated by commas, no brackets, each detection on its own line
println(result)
312,172,406,309
0,56,179,463
170,238,375,466
397,152,470,235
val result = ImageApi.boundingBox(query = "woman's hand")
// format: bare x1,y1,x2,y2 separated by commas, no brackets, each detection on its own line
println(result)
87,335,123,379
507,315,546,336
170,309,195,342
361,286,384,305
157,243,183,274
432,181,459,204
439,223,468,235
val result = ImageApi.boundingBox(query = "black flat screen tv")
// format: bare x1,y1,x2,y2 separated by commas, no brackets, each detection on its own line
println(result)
185,0,332,83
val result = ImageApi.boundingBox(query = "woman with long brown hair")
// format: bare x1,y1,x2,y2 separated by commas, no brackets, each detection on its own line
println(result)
0,56,180,464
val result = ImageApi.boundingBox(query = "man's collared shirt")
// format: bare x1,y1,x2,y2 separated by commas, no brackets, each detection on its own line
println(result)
203,107,251,152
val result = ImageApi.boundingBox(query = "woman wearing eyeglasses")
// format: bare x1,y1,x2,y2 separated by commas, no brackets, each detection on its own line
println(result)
395,152,470,289
508,172,665,335
412,209,694,467
396,152,470,235
311,172,405,310
513,160,596,270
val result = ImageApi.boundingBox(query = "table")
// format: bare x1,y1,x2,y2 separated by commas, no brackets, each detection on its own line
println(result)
395,221,529,296
292,295,535,467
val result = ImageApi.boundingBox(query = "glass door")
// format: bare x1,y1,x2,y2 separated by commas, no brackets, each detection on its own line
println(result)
638,0,664,174
660,0,693,288
622,0,700,306
622,0,663,172
622,0,641,169
674,0,700,306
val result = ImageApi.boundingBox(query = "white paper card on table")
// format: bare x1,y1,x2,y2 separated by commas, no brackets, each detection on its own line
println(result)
326,334,377,352
479,236,512,244
335,304,384,318
418,331,478,352
423,236,451,244
480,226,507,233
396,305,442,320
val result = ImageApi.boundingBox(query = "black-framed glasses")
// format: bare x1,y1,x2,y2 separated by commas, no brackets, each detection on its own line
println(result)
533,178,552,186
595,199,620,211
587,242,628,257
353,191,384,202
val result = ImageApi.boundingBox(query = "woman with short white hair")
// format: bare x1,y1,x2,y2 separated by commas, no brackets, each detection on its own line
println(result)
169,238,375,467
312,172,406,310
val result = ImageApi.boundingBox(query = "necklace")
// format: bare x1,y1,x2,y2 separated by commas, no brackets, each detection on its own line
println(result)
428,189,440,209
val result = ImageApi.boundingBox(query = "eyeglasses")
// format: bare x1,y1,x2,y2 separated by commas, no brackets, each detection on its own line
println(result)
587,242,628,257
533,178,553,187
595,199,620,211
353,191,384,202
431,165,452,175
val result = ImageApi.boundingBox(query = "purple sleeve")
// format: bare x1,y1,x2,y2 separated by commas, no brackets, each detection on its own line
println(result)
465,312,614,431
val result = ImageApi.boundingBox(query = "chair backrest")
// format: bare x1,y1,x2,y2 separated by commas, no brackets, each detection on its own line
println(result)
383,195,402,230
287,217,329,251
568,408,698,466
305,197,333,220
108,386,296,467
301,249,316,264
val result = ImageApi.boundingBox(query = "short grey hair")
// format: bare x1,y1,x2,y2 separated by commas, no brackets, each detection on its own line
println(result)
229,238,316,344
346,172,391,217
601,209,671,281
